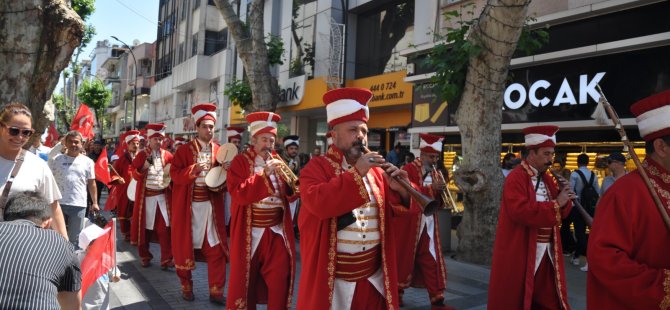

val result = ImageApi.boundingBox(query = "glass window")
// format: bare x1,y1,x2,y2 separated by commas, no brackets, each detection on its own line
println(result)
289,0,317,78
204,28,228,55
355,1,414,78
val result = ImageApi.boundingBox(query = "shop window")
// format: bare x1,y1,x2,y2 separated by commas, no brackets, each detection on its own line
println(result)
207,0,215,6
290,0,317,78
204,28,228,55
355,0,414,79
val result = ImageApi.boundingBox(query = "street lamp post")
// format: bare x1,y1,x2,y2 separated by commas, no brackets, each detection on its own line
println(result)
111,36,138,130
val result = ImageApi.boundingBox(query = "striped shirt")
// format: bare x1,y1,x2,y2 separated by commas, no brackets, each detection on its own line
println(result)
0,220,81,309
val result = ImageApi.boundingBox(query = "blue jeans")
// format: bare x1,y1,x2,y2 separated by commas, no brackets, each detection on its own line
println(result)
61,204,86,248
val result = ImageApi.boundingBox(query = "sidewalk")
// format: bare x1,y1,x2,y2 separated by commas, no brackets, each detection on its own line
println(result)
108,231,587,309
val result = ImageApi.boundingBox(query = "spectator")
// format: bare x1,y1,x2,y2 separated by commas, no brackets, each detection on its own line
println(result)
78,222,120,310
0,103,66,238
311,146,322,158
27,136,52,162
600,152,627,195
569,153,600,271
404,152,416,166
501,153,516,177
386,143,402,166
0,191,81,309
49,130,98,247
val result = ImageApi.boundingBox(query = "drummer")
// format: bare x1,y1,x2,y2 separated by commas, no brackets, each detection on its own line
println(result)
130,123,174,269
170,103,229,304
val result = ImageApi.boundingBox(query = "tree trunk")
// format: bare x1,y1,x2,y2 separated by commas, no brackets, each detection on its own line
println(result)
0,0,84,140
453,1,530,265
214,0,279,112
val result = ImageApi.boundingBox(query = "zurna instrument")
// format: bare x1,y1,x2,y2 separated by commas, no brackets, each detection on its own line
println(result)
361,146,438,215
548,169,593,227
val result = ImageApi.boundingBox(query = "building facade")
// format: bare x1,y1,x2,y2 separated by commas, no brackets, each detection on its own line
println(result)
150,0,233,141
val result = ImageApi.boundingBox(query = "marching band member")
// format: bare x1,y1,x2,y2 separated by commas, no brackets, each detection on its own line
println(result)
226,111,297,310
170,103,228,303
225,126,245,227
297,87,421,309
130,123,174,269
395,133,452,309
111,130,140,241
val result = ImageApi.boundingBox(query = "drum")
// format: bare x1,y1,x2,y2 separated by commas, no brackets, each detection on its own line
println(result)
205,166,226,188
127,178,137,201
162,163,172,188
216,143,238,164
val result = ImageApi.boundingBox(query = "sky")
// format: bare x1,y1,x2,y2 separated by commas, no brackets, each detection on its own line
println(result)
83,0,160,58
58,0,159,91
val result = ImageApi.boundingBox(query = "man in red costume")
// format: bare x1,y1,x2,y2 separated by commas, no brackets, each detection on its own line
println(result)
131,123,174,269
226,111,297,310
395,133,452,309
587,90,670,309
170,103,228,304
110,130,140,241
227,126,245,150
224,126,245,228
488,125,574,310
297,87,421,310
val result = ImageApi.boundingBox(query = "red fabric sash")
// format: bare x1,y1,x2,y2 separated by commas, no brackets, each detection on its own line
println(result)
144,188,165,197
335,245,381,282
251,207,284,227
192,186,209,202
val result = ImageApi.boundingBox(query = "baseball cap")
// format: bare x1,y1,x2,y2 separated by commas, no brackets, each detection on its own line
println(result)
606,152,626,163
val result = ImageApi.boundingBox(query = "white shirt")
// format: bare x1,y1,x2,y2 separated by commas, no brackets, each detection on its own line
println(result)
249,155,286,258
529,165,555,273
49,154,95,208
0,151,61,205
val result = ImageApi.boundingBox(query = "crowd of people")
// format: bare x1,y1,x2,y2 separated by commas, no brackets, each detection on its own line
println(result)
0,88,669,309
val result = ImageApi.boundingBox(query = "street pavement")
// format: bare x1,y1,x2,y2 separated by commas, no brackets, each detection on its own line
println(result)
105,194,587,309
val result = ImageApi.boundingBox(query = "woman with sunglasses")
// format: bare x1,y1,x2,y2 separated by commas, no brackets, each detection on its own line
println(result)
0,103,67,239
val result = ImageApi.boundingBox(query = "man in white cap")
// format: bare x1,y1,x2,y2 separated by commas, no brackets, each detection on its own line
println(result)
226,111,297,309
587,90,670,309
297,87,421,310
488,125,574,310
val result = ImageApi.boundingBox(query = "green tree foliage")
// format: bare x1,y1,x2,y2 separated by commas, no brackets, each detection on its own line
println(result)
425,5,548,103
71,0,95,20
266,34,285,66
224,78,253,112
77,79,111,136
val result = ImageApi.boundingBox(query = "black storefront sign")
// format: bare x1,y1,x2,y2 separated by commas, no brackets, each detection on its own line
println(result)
502,45,670,123
411,83,450,127
412,45,670,128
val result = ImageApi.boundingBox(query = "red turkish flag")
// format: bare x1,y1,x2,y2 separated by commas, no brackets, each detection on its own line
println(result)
95,148,112,188
104,185,120,211
80,221,116,298
71,104,95,140
44,123,59,147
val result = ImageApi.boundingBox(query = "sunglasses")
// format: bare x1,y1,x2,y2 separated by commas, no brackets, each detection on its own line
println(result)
2,124,34,138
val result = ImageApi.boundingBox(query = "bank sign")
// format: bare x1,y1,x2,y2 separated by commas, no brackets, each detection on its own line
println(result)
277,75,306,107
499,45,670,124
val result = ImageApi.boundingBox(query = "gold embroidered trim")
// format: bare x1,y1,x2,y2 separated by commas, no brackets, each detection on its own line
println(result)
328,218,337,306
341,227,380,232
336,239,380,245
645,161,670,184
649,179,670,212
660,269,670,310
351,169,369,202
175,259,196,270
